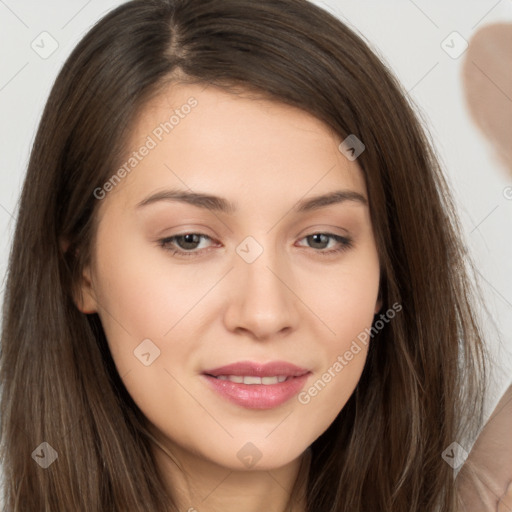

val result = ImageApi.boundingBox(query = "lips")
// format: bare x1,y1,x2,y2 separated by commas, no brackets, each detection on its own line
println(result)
203,360,310,378
201,361,311,409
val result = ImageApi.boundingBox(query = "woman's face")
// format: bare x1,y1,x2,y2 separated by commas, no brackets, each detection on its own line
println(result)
78,83,381,472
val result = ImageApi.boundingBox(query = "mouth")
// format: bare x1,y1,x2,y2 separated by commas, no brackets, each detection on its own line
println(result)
201,360,311,409
203,360,310,378
208,375,292,384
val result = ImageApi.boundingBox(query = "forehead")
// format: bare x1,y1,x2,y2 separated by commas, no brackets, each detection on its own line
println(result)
97,82,367,216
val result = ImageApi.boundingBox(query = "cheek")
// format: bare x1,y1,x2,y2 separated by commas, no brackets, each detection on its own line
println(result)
300,248,380,349
90,224,215,389
295,250,379,415
93,227,208,336
90,233,206,438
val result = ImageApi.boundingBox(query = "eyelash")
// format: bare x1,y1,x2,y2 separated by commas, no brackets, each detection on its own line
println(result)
157,232,353,258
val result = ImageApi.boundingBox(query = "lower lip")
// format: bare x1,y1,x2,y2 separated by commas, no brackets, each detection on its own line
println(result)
202,374,310,409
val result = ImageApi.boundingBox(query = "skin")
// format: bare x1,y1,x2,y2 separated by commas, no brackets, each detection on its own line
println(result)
76,83,381,512
460,23,512,511
456,383,512,511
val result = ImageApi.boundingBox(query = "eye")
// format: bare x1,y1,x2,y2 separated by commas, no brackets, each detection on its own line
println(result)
158,233,217,257
296,232,353,256
158,231,353,258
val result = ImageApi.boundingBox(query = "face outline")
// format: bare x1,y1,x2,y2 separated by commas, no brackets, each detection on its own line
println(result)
76,82,381,478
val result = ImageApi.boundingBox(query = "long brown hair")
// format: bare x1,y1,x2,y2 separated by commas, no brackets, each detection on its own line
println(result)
0,0,489,510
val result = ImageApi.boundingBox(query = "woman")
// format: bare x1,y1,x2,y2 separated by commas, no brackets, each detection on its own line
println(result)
0,0,500,510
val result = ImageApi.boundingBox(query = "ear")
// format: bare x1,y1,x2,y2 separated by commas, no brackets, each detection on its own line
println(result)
373,288,382,315
61,237,98,314
74,264,99,314
374,295,383,316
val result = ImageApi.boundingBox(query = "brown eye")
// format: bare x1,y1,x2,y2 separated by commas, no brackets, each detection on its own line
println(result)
297,232,353,255
158,233,216,257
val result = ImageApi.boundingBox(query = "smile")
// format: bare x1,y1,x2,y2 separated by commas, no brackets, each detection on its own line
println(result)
214,375,289,384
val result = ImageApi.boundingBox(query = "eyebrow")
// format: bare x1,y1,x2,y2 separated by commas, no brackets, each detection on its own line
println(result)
136,188,367,214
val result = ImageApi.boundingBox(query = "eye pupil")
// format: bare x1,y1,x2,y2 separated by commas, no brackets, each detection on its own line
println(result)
308,233,329,249
178,234,200,249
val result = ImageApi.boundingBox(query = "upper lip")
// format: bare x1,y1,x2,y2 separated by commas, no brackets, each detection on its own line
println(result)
203,361,310,378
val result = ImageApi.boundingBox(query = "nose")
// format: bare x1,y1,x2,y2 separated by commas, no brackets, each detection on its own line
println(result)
222,242,300,340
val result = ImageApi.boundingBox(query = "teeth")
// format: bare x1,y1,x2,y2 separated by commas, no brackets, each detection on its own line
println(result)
215,375,289,384
244,376,262,385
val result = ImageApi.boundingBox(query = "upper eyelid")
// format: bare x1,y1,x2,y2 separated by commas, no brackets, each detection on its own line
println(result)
163,231,345,240
164,223,352,239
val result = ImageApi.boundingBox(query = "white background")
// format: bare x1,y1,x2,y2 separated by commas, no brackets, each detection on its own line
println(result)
0,0,511,428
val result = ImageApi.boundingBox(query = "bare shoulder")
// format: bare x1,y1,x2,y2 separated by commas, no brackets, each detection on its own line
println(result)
456,383,512,511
